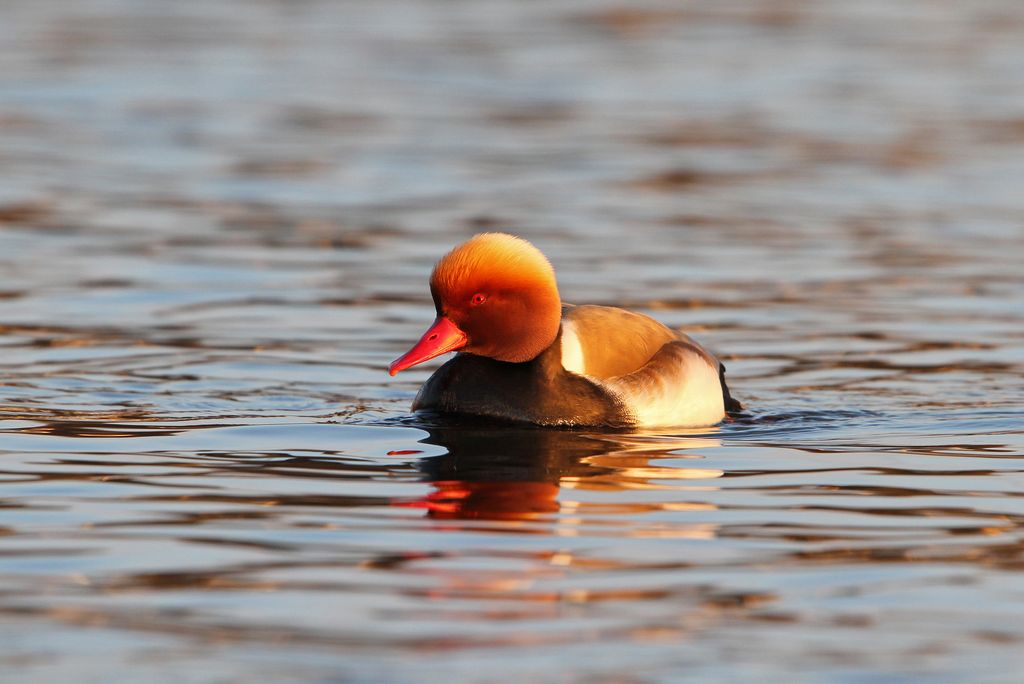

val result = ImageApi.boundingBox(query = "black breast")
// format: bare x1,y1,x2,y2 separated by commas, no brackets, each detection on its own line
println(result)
411,336,630,427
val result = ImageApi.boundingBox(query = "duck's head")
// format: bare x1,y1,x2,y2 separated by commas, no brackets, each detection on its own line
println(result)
389,233,561,375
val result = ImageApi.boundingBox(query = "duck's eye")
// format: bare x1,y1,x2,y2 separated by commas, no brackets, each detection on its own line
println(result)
470,293,487,306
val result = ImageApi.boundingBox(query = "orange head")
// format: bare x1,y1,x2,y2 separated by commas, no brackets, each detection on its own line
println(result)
389,233,562,375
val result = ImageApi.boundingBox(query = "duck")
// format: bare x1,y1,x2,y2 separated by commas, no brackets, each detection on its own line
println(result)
389,233,740,428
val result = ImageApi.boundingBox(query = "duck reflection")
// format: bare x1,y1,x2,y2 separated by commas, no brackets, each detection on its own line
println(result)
403,424,723,521
404,426,609,520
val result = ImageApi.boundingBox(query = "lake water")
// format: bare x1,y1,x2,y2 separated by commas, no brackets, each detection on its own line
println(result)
2,1,1023,682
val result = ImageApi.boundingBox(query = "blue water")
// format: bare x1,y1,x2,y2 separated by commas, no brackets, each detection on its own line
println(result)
2,1,1023,682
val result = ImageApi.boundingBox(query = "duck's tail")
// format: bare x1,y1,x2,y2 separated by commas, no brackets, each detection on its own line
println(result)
719,362,744,414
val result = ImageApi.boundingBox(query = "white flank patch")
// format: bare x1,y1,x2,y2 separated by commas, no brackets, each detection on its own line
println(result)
601,346,725,428
560,320,586,374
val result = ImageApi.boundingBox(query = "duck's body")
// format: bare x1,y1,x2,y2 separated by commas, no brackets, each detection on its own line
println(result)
390,234,739,428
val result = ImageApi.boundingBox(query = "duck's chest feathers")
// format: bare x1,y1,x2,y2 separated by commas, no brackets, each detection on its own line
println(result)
412,339,630,427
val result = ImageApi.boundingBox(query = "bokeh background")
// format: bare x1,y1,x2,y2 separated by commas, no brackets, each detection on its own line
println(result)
2,2,1023,683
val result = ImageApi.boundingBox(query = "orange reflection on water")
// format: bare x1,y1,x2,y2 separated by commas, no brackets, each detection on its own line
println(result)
398,426,724,529
400,480,560,521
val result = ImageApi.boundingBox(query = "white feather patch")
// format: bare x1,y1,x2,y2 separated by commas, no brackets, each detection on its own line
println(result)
560,320,586,374
600,344,726,428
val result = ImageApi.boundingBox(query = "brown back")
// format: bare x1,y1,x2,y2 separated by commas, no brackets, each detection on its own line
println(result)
563,305,680,379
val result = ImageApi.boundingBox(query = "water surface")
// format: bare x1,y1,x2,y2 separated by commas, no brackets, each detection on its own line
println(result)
1,1,1023,682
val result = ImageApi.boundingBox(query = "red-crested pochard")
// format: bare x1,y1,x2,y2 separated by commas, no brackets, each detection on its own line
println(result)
389,233,740,428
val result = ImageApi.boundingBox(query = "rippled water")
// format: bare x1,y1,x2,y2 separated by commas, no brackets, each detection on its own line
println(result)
2,1,1024,682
